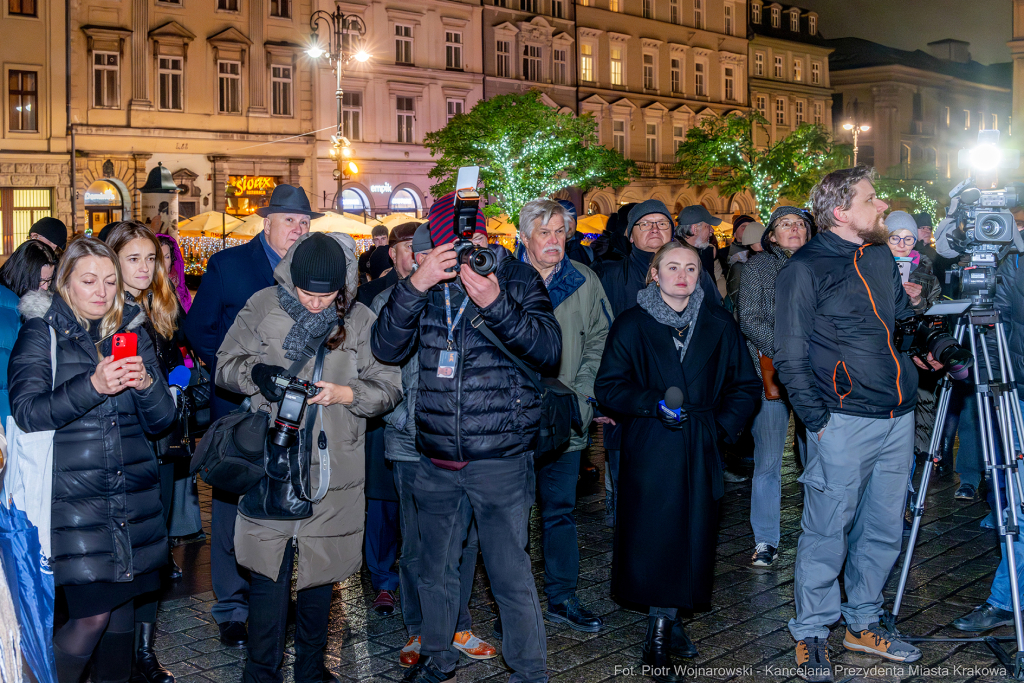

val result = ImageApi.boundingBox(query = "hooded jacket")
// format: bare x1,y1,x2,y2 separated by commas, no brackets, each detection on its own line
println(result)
9,290,175,586
215,232,402,589
773,231,917,432
370,258,561,462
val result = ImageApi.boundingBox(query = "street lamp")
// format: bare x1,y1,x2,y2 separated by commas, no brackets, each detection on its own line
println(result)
307,8,369,212
842,121,871,166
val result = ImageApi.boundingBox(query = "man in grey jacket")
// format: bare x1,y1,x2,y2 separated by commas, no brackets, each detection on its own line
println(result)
371,224,497,670
518,199,611,632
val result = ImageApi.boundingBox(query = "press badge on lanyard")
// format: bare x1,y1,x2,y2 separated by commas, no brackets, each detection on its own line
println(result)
439,284,468,379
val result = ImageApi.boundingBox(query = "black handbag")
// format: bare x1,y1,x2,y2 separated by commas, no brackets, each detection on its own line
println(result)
238,339,333,521
189,333,330,498
468,310,582,456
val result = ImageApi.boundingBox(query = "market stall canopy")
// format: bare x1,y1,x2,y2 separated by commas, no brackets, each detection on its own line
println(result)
310,212,375,236
228,213,267,238
379,213,419,228
487,215,517,236
342,212,383,227
176,211,242,237
576,214,609,234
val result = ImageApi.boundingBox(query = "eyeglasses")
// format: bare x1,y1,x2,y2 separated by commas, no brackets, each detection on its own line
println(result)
635,220,673,233
888,235,916,246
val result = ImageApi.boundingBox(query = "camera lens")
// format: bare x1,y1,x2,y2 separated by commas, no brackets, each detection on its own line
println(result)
929,335,974,381
270,423,297,448
470,248,497,276
978,216,1007,240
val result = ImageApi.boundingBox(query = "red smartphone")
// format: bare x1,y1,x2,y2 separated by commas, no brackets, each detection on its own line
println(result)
112,332,138,362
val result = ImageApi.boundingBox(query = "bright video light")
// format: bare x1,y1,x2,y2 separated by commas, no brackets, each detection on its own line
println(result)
969,143,1002,171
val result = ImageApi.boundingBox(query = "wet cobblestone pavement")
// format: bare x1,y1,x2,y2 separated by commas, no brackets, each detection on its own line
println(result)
150,431,1020,683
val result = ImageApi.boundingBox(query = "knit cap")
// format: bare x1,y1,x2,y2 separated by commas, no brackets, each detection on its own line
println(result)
30,217,68,250
885,210,919,235
290,233,346,293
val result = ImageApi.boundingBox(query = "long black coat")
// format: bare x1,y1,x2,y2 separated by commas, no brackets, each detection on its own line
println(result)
9,290,176,586
595,300,759,609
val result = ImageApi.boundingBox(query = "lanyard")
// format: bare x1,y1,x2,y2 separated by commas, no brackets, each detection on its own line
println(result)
444,284,469,351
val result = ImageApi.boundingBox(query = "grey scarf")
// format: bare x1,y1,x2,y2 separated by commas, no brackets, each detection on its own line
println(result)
278,286,339,361
637,281,704,363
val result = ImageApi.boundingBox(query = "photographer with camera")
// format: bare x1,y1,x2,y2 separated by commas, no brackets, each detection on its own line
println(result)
371,187,561,683
775,168,934,682
216,232,402,683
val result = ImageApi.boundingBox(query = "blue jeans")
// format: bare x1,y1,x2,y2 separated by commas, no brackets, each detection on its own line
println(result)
985,399,1024,611
365,499,400,591
955,393,984,489
414,456,547,683
750,400,802,547
536,450,581,605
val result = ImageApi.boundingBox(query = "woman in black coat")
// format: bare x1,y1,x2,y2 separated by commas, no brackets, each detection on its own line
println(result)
595,241,759,683
9,238,175,683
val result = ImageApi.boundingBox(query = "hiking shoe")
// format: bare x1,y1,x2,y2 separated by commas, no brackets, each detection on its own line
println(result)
751,542,778,567
955,483,977,500
722,470,748,483
843,623,921,662
399,636,421,668
795,637,833,682
372,590,397,616
544,594,603,632
953,604,1017,632
399,658,455,683
452,631,497,660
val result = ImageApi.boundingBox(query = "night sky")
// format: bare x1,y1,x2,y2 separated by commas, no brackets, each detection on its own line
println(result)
796,0,1013,66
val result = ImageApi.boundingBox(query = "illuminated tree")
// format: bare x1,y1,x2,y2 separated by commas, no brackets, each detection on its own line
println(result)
424,91,635,228
674,112,847,221
874,178,939,223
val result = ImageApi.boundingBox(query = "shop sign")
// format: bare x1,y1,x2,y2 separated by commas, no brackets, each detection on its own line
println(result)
229,176,278,195
84,180,122,206
370,183,393,194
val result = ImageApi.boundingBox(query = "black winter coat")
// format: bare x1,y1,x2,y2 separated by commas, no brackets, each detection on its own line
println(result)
370,259,561,462
595,301,759,609
773,231,917,433
996,253,1024,393
9,290,176,586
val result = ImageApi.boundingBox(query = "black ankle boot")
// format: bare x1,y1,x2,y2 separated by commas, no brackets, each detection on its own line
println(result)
641,616,684,683
92,630,134,683
54,643,92,683
134,622,175,683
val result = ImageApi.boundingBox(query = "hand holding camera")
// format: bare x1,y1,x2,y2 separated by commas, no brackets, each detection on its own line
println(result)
409,242,458,293
308,381,353,407
252,363,288,402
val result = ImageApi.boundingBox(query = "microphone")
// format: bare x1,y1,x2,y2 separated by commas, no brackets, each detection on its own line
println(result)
960,188,982,205
658,386,685,424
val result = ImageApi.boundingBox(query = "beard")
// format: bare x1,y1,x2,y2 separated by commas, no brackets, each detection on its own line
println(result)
857,213,890,245
693,235,710,249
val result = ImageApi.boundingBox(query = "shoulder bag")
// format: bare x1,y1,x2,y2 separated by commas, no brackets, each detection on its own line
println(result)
238,338,332,521
4,327,57,561
189,332,330,497
468,310,582,456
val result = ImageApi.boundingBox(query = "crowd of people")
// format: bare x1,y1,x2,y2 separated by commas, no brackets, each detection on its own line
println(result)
5,166,1023,683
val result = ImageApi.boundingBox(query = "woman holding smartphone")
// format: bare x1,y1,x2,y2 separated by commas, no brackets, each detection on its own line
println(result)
9,238,175,683
105,221,189,683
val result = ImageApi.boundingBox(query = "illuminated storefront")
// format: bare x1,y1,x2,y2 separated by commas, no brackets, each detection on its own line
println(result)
83,178,130,236
226,175,280,216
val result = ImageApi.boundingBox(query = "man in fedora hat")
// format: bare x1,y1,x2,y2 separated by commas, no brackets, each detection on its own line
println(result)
184,183,320,648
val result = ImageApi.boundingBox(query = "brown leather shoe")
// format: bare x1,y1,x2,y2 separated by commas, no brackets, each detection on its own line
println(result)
399,636,421,668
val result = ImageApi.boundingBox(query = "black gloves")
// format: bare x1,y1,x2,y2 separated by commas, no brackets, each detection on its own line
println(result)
657,404,687,431
251,363,287,402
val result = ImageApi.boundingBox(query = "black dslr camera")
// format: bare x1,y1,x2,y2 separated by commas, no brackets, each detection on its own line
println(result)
269,373,322,447
448,167,497,277
894,315,973,380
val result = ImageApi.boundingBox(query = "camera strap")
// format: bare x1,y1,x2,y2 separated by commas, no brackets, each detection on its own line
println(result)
299,336,332,505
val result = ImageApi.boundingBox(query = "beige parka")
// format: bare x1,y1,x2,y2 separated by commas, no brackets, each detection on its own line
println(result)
216,231,402,589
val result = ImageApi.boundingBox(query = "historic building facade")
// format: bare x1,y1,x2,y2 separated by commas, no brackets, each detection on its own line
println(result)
575,0,753,222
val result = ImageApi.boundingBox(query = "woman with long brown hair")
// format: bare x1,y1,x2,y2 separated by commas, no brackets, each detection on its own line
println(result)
9,237,175,683
217,232,401,683
104,221,187,683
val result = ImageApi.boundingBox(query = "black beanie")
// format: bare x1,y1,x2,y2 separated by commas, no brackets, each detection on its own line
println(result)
290,234,346,293
31,216,68,250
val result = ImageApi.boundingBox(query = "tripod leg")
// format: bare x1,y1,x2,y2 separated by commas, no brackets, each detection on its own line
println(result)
890,379,954,624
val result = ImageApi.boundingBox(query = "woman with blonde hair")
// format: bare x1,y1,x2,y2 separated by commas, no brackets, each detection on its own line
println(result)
104,222,190,682
595,240,759,682
9,237,175,683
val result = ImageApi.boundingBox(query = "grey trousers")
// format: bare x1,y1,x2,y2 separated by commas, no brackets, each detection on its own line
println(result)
788,412,914,641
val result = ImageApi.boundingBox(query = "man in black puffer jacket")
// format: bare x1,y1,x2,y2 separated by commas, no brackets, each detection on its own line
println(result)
774,167,932,682
371,198,561,683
